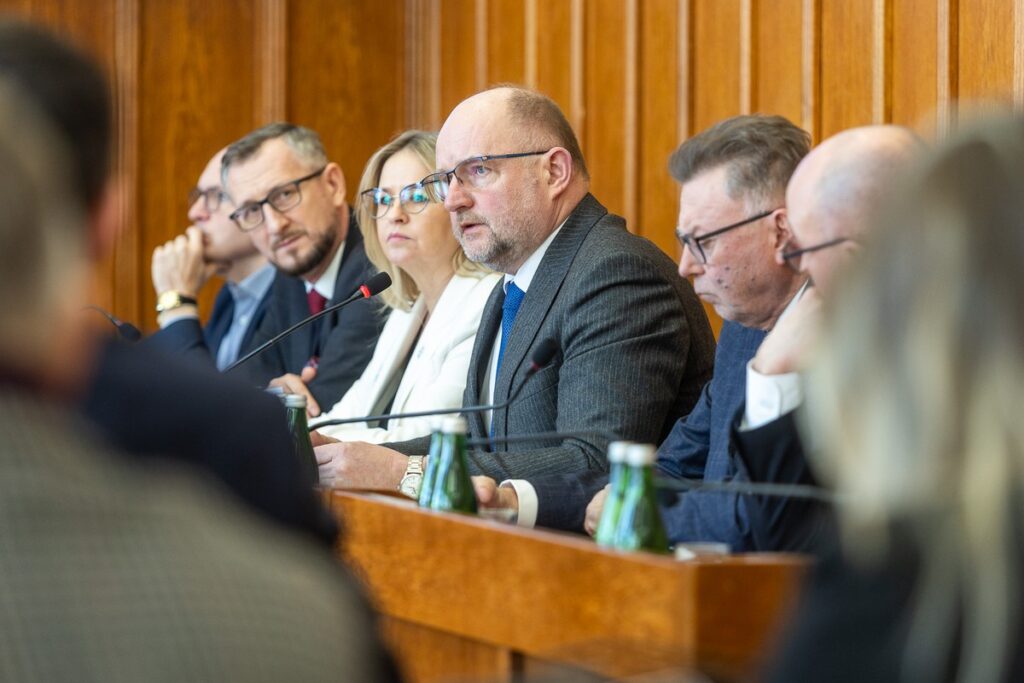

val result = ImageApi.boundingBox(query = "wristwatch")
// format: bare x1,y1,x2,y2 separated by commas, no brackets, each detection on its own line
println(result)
398,456,425,499
156,290,198,314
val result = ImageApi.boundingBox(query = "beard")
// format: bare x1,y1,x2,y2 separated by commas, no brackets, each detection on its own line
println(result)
453,197,540,273
273,219,338,278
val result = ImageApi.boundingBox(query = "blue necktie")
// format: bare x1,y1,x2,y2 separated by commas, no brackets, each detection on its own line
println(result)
496,282,525,377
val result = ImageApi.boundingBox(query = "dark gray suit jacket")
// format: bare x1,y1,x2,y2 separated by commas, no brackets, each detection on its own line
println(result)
388,193,715,481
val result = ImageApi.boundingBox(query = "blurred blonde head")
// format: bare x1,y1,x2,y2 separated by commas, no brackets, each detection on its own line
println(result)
356,130,485,311
805,115,1024,683
0,77,86,371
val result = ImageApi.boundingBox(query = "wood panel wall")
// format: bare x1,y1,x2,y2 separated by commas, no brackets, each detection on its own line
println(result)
1,0,1022,333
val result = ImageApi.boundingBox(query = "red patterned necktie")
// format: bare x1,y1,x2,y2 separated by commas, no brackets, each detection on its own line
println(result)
307,289,328,315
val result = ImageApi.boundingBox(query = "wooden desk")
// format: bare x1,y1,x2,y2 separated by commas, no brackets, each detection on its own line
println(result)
329,491,806,682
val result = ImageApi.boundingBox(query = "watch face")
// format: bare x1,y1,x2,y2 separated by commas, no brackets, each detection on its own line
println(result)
398,475,422,499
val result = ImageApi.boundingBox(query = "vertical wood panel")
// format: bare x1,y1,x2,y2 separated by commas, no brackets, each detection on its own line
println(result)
958,0,1015,103
819,1,875,137
533,0,573,118
438,0,479,122
485,0,525,85
690,0,741,133
891,0,939,130
754,0,803,123
639,0,682,256
138,0,256,330
286,0,405,203
584,0,635,227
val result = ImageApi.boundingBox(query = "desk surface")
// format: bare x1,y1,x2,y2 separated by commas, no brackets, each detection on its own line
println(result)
330,490,807,682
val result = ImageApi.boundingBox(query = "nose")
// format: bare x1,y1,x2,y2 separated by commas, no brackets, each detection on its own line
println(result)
187,198,209,224
443,177,471,213
388,199,409,224
678,246,703,278
263,204,290,234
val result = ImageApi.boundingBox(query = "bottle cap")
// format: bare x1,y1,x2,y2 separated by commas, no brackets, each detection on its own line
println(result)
624,443,657,466
283,393,307,409
607,441,633,463
442,416,468,433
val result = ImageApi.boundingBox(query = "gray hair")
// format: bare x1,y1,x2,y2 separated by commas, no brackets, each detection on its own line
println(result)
669,114,810,208
0,77,84,363
221,122,328,182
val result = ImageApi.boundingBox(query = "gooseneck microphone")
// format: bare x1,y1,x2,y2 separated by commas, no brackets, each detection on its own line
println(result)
308,338,559,431
224,272,392,373
85,305,142,342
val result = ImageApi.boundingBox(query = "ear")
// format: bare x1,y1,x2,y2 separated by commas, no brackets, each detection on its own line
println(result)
87,176,122,263
323,162,347,207
770,208,792,265
543,147,574,197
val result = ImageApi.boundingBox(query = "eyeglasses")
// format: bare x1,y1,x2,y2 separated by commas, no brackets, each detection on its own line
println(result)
188,186,226,213
677,208,780,264
419,150,551,202
781,237,852,272
360,182,434,219
229,167,326,231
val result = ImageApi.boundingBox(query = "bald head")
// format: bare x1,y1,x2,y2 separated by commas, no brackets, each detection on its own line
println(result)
436,86,589,273
786,125,923,291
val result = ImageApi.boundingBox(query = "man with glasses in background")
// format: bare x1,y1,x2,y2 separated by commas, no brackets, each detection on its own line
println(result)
474,114,813,549
220,123,385,414
312,85,716,499
147,148,278,387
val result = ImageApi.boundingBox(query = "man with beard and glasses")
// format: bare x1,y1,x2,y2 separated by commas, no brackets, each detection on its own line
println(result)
221,124,385,413
312,86,715,496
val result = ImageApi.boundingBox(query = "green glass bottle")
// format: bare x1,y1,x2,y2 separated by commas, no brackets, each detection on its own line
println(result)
612,443,670,554
594,441,633,547
428,416,477,514
417,419,445,508
283,394,319,486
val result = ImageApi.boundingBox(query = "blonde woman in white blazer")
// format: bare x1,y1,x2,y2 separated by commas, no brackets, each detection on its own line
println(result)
309,130,498,449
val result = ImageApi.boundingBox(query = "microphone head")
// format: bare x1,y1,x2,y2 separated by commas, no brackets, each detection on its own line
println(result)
360,272,392,298
530,338,559,370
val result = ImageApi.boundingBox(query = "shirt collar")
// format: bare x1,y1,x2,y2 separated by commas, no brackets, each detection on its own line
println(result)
304,240,346,300
775,279,810,325
503,219,566,294
228,262,276,303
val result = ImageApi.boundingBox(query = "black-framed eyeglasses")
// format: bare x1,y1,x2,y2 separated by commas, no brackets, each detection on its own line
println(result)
677,208,779,265
188,186,226,213
360,182,434,220
419,150,551,202
229,167,326,231
781,237,852,272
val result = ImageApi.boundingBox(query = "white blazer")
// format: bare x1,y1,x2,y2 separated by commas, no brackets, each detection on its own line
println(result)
311,271,501,443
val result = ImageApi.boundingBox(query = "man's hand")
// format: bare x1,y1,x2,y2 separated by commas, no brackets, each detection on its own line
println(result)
309,430,337,448
269,366,320,416
751,288,823,376
472,476,519,512
314,441,409,489
583,485,610,537
151,226,215,298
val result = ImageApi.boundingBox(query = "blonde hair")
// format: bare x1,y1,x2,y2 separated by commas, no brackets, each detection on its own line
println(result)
355,130,485,311
805,116,1024,683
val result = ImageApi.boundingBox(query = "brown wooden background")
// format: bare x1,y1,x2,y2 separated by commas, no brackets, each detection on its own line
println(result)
1,0,1020,333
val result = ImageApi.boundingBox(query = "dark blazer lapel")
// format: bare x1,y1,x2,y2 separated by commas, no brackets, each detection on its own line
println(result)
204,286,235,356
237,285,272,356
492,193,608,404
329,214,371,307
464,279,504,439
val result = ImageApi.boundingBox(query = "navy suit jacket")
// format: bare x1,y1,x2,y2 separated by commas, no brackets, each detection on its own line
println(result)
531,320,763,536
146,281,276,389
79,339,338,547
656,321,766,550
247,221,385,409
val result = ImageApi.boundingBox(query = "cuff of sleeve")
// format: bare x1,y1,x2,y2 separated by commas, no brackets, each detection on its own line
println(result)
743,359,803,430
157,306,199,329
502,479,538,528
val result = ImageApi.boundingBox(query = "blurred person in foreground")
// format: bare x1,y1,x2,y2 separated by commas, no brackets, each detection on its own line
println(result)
0,20,336,545
310,131,500,488
765,117,1024,682
147,147,278,385
0,76,396,681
